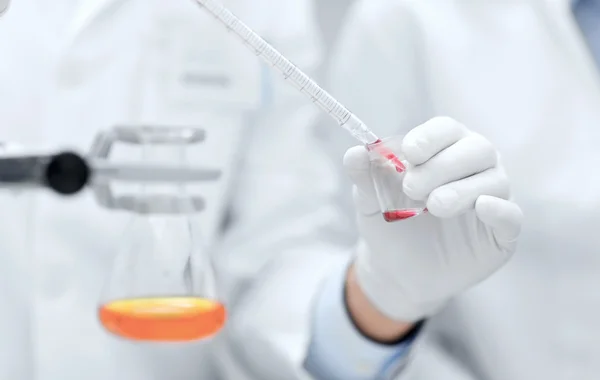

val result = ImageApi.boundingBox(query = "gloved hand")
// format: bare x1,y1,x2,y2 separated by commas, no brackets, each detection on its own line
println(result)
345,117,523,322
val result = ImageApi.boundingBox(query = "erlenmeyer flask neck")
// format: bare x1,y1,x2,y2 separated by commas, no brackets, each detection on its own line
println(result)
130,138,201,215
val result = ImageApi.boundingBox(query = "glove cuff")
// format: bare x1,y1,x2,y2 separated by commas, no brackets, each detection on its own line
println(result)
354,241,447,322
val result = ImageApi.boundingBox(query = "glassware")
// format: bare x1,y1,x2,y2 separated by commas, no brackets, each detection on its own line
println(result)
367,136,427,222
94,126,225,342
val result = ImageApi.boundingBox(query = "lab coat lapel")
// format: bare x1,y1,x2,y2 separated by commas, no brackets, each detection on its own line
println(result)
66,0,130,45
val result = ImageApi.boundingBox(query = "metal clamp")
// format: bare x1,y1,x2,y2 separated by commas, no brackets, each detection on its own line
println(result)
88,126,221,214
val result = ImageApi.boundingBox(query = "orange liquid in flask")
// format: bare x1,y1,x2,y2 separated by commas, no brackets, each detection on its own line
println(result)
99,297,227,342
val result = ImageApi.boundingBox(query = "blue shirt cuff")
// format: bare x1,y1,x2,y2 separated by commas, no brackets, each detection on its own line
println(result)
303,263,420,380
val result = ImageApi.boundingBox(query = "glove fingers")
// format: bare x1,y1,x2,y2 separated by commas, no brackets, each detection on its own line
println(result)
403,134,498,201
343,146,380,214
475,195,523,247
402,117,469,165
426,167,510,218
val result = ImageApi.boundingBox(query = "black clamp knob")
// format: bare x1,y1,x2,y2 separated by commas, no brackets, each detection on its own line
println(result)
44,152,90,195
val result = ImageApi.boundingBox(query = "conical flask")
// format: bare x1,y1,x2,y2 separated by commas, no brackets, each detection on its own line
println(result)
96,126,225,342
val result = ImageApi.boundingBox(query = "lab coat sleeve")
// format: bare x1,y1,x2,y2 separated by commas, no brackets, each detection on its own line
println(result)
303,259,417,380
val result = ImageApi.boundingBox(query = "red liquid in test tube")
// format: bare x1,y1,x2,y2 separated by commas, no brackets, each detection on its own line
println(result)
383,209,421,222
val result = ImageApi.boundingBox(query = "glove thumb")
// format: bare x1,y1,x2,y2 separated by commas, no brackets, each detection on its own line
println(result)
343,146,380,215
475,195,523,252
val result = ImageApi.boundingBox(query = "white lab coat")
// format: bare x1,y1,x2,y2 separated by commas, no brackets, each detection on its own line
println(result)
221,0,600,379
0,0,334,379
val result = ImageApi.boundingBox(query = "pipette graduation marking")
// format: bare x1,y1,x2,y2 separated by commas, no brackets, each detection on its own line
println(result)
191,0,406,172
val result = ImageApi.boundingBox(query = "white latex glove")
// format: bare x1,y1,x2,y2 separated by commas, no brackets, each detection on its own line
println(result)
345,117,523,322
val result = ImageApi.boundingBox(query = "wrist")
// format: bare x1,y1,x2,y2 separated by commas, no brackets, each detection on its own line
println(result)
345,263,417,343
